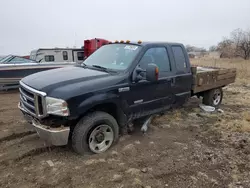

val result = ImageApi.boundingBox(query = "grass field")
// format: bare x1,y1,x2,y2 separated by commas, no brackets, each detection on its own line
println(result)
191,58,250,133
191,58,250,85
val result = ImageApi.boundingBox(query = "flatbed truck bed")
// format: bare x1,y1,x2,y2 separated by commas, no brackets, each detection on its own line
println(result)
191,66,236,93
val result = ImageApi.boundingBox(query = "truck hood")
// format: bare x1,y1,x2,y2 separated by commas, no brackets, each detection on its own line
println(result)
21,66,110,93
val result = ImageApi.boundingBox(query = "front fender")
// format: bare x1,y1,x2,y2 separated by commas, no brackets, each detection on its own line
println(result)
68,93,121,118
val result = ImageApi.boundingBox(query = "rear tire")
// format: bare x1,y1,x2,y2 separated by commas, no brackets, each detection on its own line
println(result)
72,111,119,155
202,88,223,108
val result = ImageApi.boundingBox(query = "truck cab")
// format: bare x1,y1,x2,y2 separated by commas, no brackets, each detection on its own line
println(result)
18,41,212,155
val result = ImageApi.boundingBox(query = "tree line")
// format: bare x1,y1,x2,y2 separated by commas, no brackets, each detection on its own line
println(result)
186,28,250,60
210,28,250,60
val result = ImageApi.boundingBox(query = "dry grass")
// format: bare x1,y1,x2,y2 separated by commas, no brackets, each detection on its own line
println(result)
191,58,250,85
149,58,249,133
190,58,250,133
244,112,250,122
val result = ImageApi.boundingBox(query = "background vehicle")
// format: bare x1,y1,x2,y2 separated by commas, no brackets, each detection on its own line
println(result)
0,56,5,60
0,38,111,91
0,55,75,90
29,48,84,63
0,55,35,64
18,40,236,155
83,38,111,58
29,38,110,63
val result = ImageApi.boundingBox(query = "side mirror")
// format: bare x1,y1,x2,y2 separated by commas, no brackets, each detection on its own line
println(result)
132,63,159,83
145,63,159,82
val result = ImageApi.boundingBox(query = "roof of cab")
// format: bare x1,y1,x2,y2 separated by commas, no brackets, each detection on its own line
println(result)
111,41,184,47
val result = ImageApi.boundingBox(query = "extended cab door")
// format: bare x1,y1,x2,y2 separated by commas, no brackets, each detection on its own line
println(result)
168,44,193,106
127,45,176,117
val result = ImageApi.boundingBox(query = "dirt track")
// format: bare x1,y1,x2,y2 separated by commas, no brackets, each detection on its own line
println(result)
0,84,250,188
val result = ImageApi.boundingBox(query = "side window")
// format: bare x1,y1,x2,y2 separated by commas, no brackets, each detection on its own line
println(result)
77,52,84,61
45,55,55,62
171,46,187,72
62,51,68,60
139,47,171,74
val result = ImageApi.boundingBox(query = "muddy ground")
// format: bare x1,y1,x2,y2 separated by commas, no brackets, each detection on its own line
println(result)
0,84,250,188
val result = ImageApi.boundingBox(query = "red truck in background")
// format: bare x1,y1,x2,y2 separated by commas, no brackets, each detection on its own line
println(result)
21,55,30,59
83,38,111,59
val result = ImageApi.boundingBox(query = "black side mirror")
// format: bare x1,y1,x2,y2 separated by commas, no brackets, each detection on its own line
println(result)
132,63,159,83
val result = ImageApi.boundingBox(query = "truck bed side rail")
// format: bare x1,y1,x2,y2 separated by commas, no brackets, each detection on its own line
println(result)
191,65,236,94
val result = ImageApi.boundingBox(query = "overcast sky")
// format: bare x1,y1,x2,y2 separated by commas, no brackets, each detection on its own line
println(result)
0,0,250,55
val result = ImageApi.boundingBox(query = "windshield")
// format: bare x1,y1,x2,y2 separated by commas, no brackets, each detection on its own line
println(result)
83,44,141,71
0,55,37,64
8,56,37,64
0,55,12,63
30,50,38,61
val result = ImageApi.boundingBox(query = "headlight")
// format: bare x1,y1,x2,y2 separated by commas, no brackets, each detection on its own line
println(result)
46,97,69,116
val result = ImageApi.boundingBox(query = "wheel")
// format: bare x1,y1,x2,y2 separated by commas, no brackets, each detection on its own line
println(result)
72,111,119,155
202,88,223,108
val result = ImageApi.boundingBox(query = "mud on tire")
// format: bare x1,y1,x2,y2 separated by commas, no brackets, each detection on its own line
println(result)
72,111,119,155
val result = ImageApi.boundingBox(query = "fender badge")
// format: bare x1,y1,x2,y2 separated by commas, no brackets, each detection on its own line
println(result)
118,87,130,92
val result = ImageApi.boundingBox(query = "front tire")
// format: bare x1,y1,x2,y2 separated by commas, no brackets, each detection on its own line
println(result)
72,111,119,155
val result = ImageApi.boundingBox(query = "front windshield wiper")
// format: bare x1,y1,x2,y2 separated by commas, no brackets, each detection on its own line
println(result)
91,65,108,70
91,64,117,73
91,65,118,73
80,64,117,73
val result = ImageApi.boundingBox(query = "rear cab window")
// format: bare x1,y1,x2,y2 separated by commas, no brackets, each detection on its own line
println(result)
171,45,188,73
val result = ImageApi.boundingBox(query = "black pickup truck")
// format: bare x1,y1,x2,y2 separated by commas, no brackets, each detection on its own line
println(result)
18,41,236,155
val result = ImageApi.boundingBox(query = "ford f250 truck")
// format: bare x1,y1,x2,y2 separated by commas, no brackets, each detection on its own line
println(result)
18,40,236,155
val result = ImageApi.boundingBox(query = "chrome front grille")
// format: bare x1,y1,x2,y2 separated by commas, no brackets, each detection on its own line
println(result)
19,81,47,118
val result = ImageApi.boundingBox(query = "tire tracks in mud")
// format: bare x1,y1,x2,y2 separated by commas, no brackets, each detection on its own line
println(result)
0,107,18,113
0,131,60,167
0,131,69,168
1,145,69,168
15,146,58,162
0,130,36,143
0,146,57,167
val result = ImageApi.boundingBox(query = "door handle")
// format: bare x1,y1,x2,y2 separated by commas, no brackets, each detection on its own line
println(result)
166,78,175,86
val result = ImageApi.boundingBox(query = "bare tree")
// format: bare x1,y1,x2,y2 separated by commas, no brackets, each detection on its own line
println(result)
230,28,250,60
209,45,217,52
217,38,235,58
185,45,207,53
185,45,195,52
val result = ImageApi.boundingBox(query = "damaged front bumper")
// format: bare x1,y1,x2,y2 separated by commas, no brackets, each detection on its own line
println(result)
18,102,70,146
32,120,70,146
